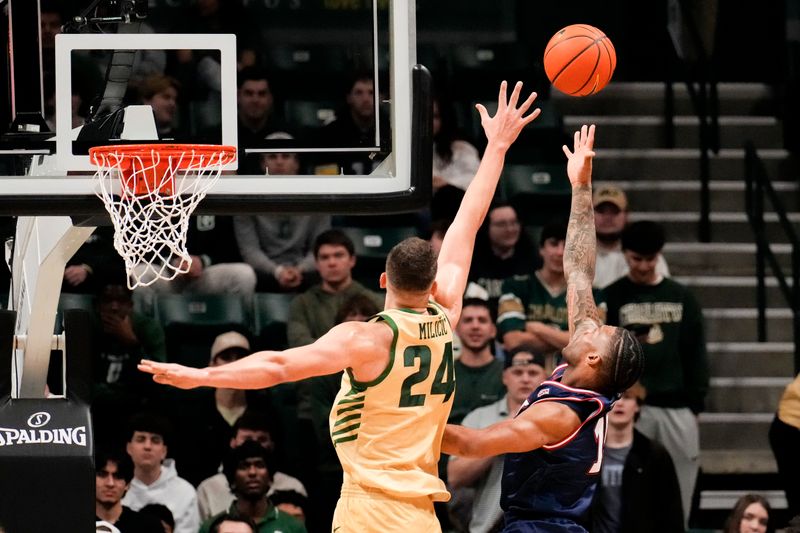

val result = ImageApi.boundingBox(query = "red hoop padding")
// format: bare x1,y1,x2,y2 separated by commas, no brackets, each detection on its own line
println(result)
89,143,237,196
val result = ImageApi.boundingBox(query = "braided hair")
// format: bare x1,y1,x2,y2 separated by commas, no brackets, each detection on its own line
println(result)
601,328,644,396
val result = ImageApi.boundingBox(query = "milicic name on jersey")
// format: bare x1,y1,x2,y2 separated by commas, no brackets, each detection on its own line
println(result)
419,317,448,340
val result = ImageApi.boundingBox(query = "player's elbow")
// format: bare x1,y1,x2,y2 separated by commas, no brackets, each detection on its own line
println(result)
443,425,480,459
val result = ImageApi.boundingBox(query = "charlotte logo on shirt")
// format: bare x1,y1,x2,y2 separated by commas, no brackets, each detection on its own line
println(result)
618,302,682,345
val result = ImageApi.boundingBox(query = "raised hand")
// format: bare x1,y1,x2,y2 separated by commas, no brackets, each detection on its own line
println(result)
138,359,206,389
562,124,596,187
477,81,541,150
562,124,600,334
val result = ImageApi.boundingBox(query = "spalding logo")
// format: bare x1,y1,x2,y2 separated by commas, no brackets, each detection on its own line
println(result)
27,412,51,428
0,411,87,447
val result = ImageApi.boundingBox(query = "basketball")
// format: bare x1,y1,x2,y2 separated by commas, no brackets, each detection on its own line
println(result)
543,24,616,97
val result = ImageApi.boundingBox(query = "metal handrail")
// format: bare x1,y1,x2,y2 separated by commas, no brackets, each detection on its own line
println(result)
744,142,800,373
664,0,720,243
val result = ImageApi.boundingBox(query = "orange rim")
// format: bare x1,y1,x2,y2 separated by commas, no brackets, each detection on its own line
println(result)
89,144,236,196
89,144,237,167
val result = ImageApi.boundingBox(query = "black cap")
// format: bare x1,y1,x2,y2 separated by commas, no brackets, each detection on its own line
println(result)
504,345,546,369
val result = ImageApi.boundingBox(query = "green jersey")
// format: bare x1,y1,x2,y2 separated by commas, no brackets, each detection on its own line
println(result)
497,272,606,338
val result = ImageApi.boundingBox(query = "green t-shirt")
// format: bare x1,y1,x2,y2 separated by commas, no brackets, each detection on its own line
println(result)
496,273,606,337
287,281,384,420
603,277,709,413
287,281,384,348
199,501,307,533
449,358,506,424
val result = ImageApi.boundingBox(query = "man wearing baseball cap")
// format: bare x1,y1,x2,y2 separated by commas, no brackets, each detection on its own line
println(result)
447,346,547,532
210,332,252,368
178,331,272,486
208,331,257,428
593,184,670,288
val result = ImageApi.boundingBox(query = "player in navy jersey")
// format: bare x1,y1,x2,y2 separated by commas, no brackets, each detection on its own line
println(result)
442,125,644,533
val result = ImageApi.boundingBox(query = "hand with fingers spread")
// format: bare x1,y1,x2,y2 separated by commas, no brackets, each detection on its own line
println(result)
431,81,541,320
562,124,596,187
138,359,207,389
477,81,541,150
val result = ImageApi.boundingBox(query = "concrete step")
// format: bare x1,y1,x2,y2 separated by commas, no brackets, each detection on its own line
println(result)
619,179,800,212
699,412,773,449
707,342,795,378
703,308,794,343
564,115,783,150
552,82,776,116
629,211,800,243
674,276,793,308
699,450,778,475
663,242,792,277
592,148,794,180
706,376,792,413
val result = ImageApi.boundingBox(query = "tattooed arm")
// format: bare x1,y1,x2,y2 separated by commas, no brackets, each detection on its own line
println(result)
561,125,601,337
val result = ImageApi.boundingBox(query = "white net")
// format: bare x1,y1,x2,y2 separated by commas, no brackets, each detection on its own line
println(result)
90,145,235,289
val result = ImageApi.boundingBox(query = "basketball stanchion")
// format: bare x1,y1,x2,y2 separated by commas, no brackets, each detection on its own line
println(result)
89,144,237,289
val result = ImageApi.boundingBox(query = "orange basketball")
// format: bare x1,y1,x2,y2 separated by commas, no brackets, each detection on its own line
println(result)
543,24,616,97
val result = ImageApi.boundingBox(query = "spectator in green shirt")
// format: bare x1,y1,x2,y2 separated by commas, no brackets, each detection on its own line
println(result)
450,298,507,425
200,441,306,533
497,221,606,356
287,229,384,349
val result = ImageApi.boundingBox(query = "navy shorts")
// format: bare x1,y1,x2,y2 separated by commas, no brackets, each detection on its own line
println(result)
502,517,589,533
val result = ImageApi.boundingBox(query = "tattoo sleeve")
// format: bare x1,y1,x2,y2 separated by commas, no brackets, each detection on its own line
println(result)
564,184,600,335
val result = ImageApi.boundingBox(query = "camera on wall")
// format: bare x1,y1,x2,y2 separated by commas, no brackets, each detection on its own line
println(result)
116,0,148,22
62,0,148,33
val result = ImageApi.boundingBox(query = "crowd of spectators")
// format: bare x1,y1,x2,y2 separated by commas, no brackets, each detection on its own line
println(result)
60,66,793,533
27,2,799,532
75,178,791,532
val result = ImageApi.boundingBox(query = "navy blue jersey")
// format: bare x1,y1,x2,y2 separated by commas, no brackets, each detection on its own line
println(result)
501,364,617,526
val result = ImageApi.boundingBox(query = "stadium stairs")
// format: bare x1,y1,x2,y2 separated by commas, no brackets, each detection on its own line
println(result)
552,82,796,529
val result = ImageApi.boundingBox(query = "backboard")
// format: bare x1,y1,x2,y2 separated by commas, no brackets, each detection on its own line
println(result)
0,0,432,216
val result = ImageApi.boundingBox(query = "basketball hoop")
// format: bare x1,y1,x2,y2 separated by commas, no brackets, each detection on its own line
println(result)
89,143,237,289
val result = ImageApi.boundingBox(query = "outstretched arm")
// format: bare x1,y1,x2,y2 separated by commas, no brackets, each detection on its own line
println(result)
442,400,580,458
433,81,540,324
138,321,389,390
562,125,602,337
